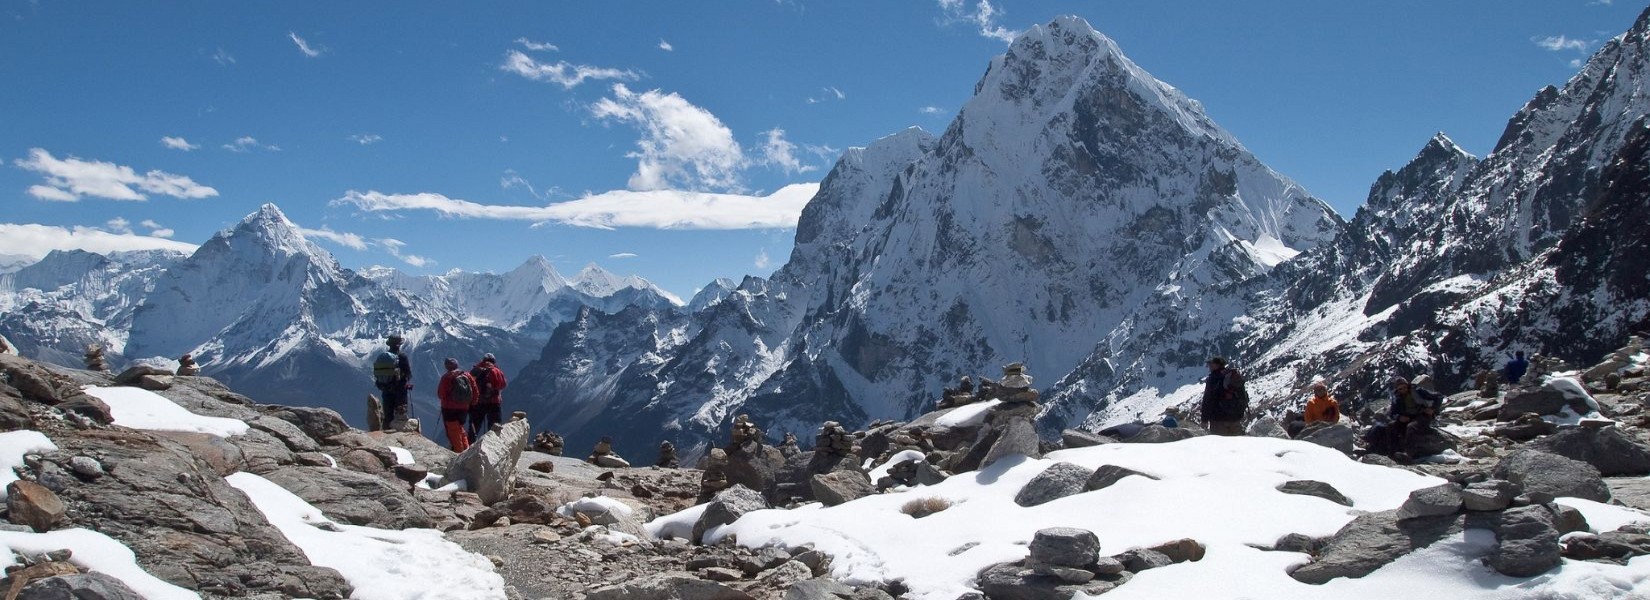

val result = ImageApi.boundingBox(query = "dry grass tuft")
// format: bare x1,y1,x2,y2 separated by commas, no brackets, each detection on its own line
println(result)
901,496,952,518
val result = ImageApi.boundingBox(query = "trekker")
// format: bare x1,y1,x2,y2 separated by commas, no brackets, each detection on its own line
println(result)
1504,351,1529,385
437,357,478,452
371,335,413,431
1303,383,1341,426
1384,375,1441,460
1200,357,1250,436
468,353,508,440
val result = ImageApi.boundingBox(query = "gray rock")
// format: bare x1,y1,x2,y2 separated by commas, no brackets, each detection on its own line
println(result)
1563,530,1650,562
1461,480,1518,512
1277,480,1352,506
446,418,530,505
1528,426,1650,476
1289,510,1464,584
1492,449,1610,502
1298,424,1356,454
1028,527,1100,568
113,365,172,386
810,470,875,507
1499,388,1570,420
1149,538,1207,563
68,456,104,478
1091,556,1125,575
784,580,893,600
248,415,321,453
262,466,431,529
17,572,144,600
1273,533,1325,554
1396,483,1463,520
1085,464,1157,491
976,563,1117,600
1487,506,1561,577
227,427,297,474
7,480,65,532
756,560,812,587
56,395,112,425
724,443,787,498
1027,561,1095,583
583,573,755,600
267,406,352,442
1247,417,1289,439
1060,429,1115,449
692,485,769,544
1123,425,1198,444
1116,548,1173,571
1014,462,1095,507
982,417,1042,468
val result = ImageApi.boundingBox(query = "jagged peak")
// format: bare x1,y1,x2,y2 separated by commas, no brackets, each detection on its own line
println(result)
508,255,566,286
1417,132,1476,164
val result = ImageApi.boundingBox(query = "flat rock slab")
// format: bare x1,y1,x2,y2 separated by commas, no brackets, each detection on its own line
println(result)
1015,463,1095,507
1290,510,1466,584
1277,480,1352,506
583,573,755,600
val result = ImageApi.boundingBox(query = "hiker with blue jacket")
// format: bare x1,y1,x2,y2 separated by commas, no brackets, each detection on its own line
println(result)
372,335,413,431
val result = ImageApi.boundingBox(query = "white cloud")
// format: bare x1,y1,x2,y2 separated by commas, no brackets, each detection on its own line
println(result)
334,182,821,230
14,148,219,202
348,133,383,145
515,37,559,52
806,86,846,104
160,136,199,151
760,128,815,175
937,0,1020,43
1534,35,1589,52
0,223,197,260
659,39,674,52
378,238,431,267
1571,58,1585,68
500,169,558,200
139,219,162,229
919,106,946,115
754,248,771,270
105,217,131,234
212,48,236,65
223,136,279,152
609,252,638,259
297,226,368,250
149,228,176,239
592,83,746,191
500,50,637,89
288,32,324,58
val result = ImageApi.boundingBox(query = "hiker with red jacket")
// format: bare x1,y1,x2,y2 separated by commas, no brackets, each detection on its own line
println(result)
468,353,508,440
436,357,477,452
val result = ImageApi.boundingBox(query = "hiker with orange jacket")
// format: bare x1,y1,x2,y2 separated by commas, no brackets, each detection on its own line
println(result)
436,357,478,452
1303,382,1342,425
468,353,508,440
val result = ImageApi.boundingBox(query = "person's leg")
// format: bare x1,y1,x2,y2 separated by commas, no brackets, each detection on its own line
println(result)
485,405,502,432
380,391,399,431
467,405,485,440
443,409,470,452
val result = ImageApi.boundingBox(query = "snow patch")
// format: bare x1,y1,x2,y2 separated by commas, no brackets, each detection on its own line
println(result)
935,400,1002,428
0,529,199,600
0,430,56,500
81,386,249,437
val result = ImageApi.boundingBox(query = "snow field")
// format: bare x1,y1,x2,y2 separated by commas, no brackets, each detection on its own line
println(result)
694,436,1650,599
81,385,249,437
227,472,507,600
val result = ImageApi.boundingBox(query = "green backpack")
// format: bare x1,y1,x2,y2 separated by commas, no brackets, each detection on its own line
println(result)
450,372,475,405
372,351,401,386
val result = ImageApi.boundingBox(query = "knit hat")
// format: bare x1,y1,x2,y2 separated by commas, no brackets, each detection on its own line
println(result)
444,357,459,369
483,353,496,363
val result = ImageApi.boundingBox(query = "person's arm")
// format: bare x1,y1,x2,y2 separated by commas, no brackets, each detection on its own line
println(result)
436,373,451,403
494,368,507,391
399,354,414,389
468,374,480,404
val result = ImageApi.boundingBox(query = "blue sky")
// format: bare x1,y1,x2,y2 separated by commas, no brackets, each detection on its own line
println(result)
1,1,1642,299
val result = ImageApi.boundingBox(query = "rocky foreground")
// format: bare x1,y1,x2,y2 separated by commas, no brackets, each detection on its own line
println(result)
0,336,1647,599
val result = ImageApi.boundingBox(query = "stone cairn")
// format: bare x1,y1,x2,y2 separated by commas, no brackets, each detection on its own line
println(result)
532,431,565,456
82,345,108,372
587,436,632,469
778,432,801,457
656,441,679,468
730,414,763,451
699,448,731,501
816,421,855,457
1476,369,1500,398
938,375,976,409
176,353,200,376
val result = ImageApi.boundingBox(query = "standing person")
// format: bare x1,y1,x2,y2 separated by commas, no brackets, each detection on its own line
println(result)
1200,357,1250,436
1303,383,1341,426
1385,375,1441,460
468,353,508,440
1504,351,1529,385
372,335,414,431
436,357,477,452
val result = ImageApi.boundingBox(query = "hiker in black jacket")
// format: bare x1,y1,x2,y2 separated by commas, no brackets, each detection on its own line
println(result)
1385,375,1441,459
373,335,413,430
1200,357,1249,436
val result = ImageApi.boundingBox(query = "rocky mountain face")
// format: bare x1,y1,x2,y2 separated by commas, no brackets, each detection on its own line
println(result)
0,204,676,430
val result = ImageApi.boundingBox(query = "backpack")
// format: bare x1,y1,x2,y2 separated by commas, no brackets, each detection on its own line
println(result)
372,351,401,386
470,365,495,401
450,372,476,406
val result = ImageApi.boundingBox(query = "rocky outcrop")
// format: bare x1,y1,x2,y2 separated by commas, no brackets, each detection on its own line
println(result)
1492,449,1611,502
447,418,531,505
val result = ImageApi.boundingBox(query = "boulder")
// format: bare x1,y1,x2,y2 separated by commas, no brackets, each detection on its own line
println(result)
1495,414,1558,442
724,443,787,497
1486,506,1562,577
262,466,432,529
976,563,1118,600
6,480,65,532
1246,418,1289,439
1498,388,1570,420
1277,480,1352,507
17,572,144,600
591,454,632,469
1289,510,1464,584
1122,425,1197,444
1395,483,1463,520
446,418,530,505
810,470,875,507
148,431,247,477
113,365,172,386
1492,449,1610,502
248,415,321,453
1014,463,1095,507
1563,531,1650,563
583,573,755,600
1528,426,1650,476
0,389,33,430
1298,424,1356,454
55,395,113,425
982,418,1041,468
1461,480,1518,512
1116,548,1173,571
1085,464,1157,491
267,406,352,442
692,485,769,544
1060,429,1115,449
1028,527,1100,568
1148,538,1206,563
